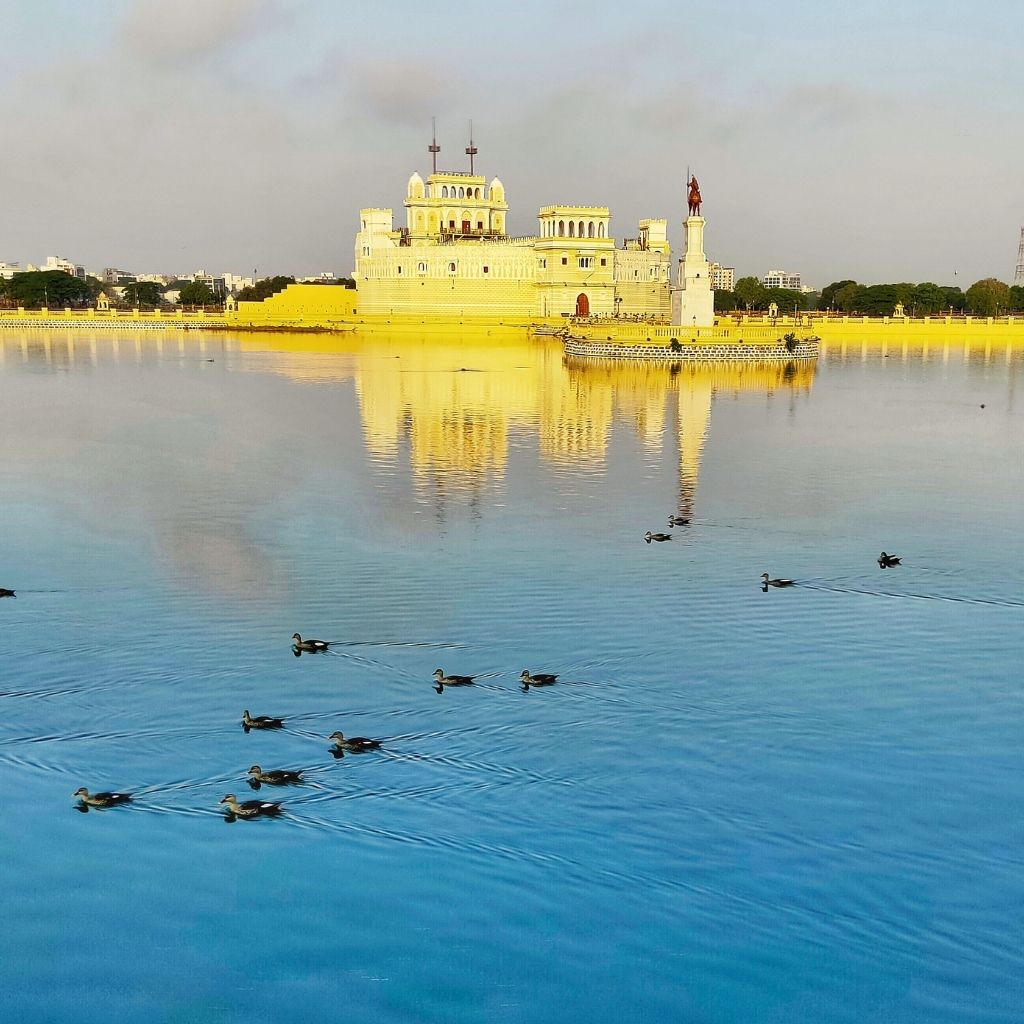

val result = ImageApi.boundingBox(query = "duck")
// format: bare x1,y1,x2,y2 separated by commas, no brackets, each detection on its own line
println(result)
645,532,672,543
878,551,902,568
247,765,303,785
292,633,331,652
520,669,559,690
761,573,795,588
219,794,283,819
667,515,690,527
433,668,476,693
0,588,15,598
73,787,132,808
242,709,284,731
328,731,382,752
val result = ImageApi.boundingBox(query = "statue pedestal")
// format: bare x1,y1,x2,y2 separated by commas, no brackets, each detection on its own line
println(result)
671,216,715,328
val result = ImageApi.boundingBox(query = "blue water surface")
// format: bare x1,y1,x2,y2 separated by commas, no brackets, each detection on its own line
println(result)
0,331,1021,1023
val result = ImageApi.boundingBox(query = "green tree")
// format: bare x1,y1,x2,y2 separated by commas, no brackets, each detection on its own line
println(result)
7,270,91,308
833,282,863,312
177,280,217,306
908,282,947,315
734,276,767,311
964,277,1010,316
762,287,808,312
236,275,295,302
123,281,164,306
713,289,737,313
818,280,857,310
940,286,965,313
1009,285,1024,312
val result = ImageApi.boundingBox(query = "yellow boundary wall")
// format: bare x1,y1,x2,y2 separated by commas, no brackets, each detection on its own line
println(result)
6,284,1024,351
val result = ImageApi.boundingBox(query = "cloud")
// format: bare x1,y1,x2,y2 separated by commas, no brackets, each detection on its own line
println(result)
119,0,284,68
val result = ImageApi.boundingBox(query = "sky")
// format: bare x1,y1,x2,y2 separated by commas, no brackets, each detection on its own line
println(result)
0,0,1021,287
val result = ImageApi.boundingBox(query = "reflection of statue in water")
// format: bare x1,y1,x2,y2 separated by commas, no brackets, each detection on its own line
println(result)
687,175,702,216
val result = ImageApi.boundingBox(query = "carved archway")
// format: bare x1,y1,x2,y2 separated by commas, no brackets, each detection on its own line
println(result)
575,293,590,317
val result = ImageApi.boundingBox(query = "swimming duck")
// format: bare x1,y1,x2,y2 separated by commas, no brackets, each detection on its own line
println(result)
247,765,303,785
73,787,132,808
520,669,558,690
761,573,795,588
292,633,331,652
645,532,672,543
878,552,902,568
242,709,284,731
667,516,690,527
328,731,382,752
0,588,15,598
433,668,476,693
219,794,283,819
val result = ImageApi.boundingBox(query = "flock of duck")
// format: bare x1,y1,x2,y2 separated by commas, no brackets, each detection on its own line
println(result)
4,541,901,821
66,629,563,820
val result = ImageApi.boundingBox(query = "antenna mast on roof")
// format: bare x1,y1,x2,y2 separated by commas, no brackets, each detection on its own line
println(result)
465,120,478,175
428,117,441,174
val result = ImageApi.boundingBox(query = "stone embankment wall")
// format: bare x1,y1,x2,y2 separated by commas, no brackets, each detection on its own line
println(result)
563,338,819,362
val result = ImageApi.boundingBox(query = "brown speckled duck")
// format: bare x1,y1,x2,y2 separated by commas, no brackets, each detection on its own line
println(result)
219,794,283,819
328,731,382,752
247,765,303,785
520,669,558,690
432,668,476,693
73,787,132,808
242,710,284,731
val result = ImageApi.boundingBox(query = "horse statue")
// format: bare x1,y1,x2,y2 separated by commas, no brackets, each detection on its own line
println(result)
687,175,702,216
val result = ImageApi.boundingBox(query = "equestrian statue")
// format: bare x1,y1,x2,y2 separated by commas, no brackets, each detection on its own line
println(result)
687,175,702,216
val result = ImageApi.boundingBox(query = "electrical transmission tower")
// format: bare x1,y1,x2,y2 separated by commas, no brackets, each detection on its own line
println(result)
1015,226,1024,286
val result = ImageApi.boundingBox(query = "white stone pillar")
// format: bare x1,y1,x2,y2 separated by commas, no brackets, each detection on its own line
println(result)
671,216,715,328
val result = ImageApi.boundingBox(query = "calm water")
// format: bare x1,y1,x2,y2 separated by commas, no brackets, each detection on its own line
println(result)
1,330,1021,1024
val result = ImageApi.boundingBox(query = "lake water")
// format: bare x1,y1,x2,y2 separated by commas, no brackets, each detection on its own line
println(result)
1,330,1021,1024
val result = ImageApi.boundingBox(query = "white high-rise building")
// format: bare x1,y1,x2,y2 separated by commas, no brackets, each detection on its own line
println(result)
763,269,801,290
709,262,735,291
40,256,86,279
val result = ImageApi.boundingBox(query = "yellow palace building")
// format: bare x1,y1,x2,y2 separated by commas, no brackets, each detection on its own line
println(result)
352,162,672,320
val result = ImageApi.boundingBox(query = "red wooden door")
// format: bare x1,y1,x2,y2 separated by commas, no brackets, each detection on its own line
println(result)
576,293,590,317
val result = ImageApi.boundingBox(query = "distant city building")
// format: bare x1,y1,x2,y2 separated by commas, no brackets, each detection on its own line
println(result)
762,269,801,290
103,267,137,284
709,262,735,291
135,273,175,286
0,261,20,280
223,273,255,294
297,272,337,284
1015,226,1024,286
34,256,86,279
189,271,226,300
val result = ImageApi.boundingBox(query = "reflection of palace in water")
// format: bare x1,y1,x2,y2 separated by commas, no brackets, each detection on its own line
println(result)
280,333,818,515
0,329,817,518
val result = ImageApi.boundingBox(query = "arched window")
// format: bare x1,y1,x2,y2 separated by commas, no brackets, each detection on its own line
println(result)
558,220,565,235
578,221,584,237
457,186,464,198
598,222,605,238
587,221,594,238
448,261,457,274
442,185,449,198
569,221,575,237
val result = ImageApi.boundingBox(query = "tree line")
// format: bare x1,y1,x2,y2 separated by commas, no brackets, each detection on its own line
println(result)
0,271,222,309
0,272,357,309
715,276,1024,316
